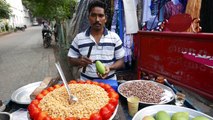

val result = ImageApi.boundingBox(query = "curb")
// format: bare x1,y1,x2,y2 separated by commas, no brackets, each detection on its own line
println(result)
0,31,13,37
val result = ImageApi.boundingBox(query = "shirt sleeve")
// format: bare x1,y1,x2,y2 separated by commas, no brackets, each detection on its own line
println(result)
113,33,125,60
67,36,80,58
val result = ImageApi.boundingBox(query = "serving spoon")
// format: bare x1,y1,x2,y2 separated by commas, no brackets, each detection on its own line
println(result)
55,62,78,103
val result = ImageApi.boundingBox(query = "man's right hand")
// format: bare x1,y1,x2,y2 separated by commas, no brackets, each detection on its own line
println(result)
79,56,93,67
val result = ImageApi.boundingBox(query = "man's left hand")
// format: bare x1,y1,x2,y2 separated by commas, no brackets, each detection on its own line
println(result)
97,66,110,79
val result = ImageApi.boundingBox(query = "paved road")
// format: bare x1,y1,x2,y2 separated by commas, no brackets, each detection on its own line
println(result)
0,26,58,102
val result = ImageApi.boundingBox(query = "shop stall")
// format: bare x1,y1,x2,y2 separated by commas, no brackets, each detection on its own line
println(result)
134,31,213,101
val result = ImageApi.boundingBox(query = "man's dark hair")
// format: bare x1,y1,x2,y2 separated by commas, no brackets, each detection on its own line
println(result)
88,0,107,14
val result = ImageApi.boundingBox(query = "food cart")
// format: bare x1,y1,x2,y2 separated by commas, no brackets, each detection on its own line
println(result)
134,31,213,101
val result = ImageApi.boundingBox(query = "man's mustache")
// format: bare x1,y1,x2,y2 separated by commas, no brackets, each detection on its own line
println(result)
93,22,101,26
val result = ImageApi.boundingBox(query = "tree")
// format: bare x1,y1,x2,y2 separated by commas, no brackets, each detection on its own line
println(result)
0,0,12,19
22,0,77,20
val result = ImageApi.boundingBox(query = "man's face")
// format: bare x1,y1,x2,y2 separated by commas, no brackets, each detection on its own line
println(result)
88,7,107,31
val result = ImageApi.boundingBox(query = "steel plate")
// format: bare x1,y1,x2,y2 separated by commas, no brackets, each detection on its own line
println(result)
0,112,12,120
11,81,41,105
132,105,213,120
110,104,118,120
118,80,175,105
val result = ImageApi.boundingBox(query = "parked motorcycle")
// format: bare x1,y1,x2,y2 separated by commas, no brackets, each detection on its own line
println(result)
15,26,26,31
43,31,52,48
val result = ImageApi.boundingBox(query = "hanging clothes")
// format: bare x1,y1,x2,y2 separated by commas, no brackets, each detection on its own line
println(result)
185,0,202,32
111,0,119,33
171,0,180,5
164,1,184,20
179,0,188,12
143,0,152,22
150,0,170,22
151,0,159,16
118,0,124,41
137,0,143,29
158,0,170,22
200,0,213,33
123,29,133,65
123,0,139,34
146,16,159,30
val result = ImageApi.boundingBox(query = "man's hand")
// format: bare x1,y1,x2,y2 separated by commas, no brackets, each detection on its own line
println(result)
97,66,110,79
79,56,93,67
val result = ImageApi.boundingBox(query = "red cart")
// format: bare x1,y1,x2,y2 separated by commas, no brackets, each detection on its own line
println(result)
134,31,213,100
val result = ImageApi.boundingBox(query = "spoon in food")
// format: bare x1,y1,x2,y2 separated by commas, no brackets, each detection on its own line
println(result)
55,62,78,103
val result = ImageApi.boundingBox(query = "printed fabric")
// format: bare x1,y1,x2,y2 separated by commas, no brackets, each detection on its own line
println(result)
164,1,183,20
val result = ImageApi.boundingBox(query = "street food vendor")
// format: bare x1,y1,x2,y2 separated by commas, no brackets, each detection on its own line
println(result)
67,0,125,80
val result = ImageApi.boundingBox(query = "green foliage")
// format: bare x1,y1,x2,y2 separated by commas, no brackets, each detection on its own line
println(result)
22,0,77,20
0,0,12,19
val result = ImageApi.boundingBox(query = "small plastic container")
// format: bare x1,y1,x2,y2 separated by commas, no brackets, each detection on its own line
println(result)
127,96,140,117
156,76,165,84
175,92,186,106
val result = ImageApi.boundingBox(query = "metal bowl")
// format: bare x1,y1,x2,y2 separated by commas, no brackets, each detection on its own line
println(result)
118,80,175,105
11,81,41,105
0,112,12,120
132,105,213,120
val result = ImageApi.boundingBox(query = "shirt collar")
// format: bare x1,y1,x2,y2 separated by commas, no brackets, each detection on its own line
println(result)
85,27,108,36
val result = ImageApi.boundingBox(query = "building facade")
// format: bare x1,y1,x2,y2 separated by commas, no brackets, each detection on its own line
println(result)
6,0,31,28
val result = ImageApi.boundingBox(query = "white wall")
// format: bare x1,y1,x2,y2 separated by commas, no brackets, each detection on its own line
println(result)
6,0,31,28
23,6,32,27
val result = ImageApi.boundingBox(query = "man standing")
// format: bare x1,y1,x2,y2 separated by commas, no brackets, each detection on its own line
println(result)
67,0,125,80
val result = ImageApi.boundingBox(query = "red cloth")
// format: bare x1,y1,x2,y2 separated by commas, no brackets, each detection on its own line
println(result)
164,1,184,19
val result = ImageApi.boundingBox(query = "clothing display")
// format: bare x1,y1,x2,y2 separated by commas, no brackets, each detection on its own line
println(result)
111,0,119,33
137,0,143,29
185,0,202,32
171,0,180,5
123,31,133,65
113,0,213,66
164,1,184,20
179,0,188,12
142,0,152,22
123,0,139,34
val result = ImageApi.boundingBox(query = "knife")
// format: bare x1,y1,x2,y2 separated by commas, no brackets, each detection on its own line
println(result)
82,45,93,73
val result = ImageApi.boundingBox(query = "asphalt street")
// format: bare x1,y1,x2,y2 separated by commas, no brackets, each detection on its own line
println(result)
0,26,58,102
